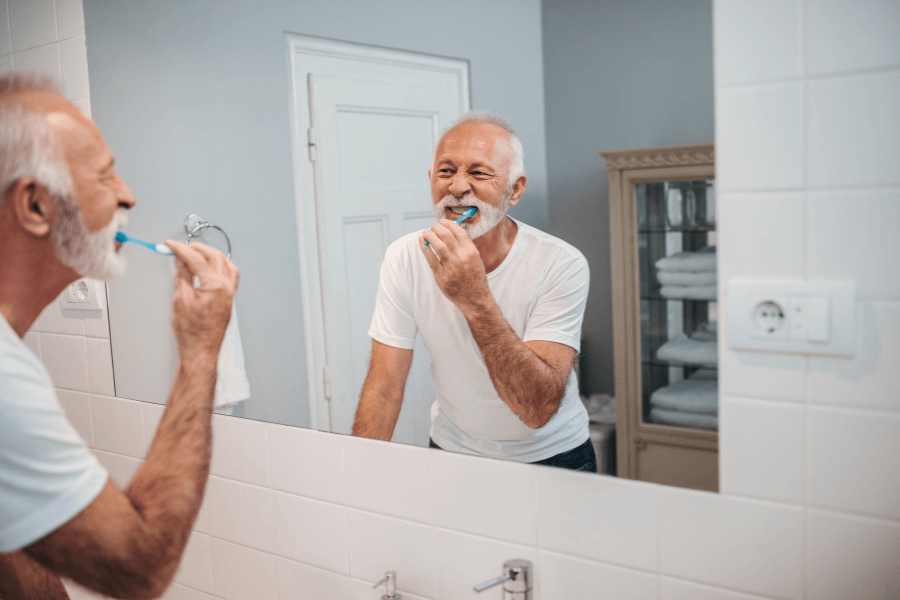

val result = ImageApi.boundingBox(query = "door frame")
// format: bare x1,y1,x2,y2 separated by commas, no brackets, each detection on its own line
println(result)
285,34,470,430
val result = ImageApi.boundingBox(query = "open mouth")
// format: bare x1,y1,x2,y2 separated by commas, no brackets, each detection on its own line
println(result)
448,206,471,215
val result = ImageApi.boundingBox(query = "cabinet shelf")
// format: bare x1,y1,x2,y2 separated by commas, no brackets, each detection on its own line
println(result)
638,225,715,234
642,360,718,370
640,294,717,303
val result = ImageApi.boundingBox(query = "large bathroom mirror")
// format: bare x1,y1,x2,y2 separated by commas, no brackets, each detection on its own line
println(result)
85,0,715,485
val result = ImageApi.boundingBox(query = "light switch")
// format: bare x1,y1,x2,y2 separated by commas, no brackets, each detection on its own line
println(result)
728,280,855,357
807,296,830,343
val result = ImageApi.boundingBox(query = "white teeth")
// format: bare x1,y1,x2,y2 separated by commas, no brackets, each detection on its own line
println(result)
449,207,468,215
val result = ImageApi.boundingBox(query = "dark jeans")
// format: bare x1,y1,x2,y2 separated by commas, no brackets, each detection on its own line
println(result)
429,437,597,473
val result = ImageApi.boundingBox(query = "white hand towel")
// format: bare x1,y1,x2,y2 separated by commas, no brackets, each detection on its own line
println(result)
214,303,251,412
656,270,716,286
655,246,716,272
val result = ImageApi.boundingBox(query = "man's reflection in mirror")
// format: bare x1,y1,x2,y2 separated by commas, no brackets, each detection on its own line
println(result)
352,111,594,472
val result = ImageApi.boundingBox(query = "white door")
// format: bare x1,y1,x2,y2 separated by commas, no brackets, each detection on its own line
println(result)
289,38,468,444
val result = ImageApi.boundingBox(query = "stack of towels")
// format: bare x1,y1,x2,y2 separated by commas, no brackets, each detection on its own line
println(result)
655,321,717,367
650,322,718,430
649,369,718,430
655,246,716,299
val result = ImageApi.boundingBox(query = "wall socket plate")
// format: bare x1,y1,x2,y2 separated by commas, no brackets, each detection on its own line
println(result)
727,279,856,357
60,278,104,311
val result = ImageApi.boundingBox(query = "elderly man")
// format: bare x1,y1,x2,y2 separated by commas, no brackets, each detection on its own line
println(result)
0,73,238,599
352,111,594,471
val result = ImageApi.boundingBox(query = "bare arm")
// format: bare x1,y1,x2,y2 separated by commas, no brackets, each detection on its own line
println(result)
23,242,238,600
420,223,575,429
0,551,69,600
352,340,413,440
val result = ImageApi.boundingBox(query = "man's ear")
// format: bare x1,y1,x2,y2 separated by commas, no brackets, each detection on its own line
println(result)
506,175,527,208
9,178,55,238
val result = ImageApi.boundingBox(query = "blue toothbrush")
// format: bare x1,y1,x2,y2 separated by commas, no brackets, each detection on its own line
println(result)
425,206,477,246
115,231,175,256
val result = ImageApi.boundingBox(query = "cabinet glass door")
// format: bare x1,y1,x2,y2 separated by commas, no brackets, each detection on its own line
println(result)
636,180,718,431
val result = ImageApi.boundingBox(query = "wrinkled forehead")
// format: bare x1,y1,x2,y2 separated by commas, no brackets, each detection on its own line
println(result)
434,122,513,167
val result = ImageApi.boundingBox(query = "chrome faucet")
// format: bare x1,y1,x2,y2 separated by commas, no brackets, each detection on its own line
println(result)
373,570,402,600
474,559,532,600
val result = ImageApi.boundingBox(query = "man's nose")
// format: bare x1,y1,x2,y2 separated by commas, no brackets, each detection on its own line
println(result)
447,173,471,197
115,176,137,209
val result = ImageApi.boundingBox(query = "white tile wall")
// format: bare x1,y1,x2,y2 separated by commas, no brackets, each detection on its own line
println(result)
658,488,806,599
807,188,900,299
717,192,806,279
806,510,900,600
716,82,805,192
713,0,803,87
806,0,900,76
808,407,900,520
720,396,806,504
807,72,900,189
23,1,900,599
208,538,278,600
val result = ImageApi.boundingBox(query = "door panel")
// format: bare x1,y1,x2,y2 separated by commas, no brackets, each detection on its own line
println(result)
311,72,463,441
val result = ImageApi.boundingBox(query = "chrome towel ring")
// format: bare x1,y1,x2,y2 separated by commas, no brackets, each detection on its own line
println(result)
183,213,232,259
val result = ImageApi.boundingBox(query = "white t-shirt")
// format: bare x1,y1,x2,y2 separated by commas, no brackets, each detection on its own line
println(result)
0,315,108,552
369,218,590,462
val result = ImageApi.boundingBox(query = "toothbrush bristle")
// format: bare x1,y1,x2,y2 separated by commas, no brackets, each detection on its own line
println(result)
115,231,127,243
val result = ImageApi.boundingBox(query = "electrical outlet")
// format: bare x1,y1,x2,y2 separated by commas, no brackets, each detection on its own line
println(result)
750,299,787,338
728,279,855,357
60,279,103,311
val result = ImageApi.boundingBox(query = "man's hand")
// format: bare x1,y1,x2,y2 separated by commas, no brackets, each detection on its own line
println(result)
419,220,490,312
165,241,239,361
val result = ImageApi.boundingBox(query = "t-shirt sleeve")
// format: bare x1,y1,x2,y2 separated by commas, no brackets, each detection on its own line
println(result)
0,346,108,552
368,243,419,350
522,251,590,351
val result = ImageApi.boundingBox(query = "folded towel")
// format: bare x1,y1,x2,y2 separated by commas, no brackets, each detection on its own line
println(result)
656,270,716,286
650,408,718,430
655,246,716,272
649,378,718,414
688,368,718,381
214,303,251,412
690,324,717,343
656,333,718,366
659,285,717,300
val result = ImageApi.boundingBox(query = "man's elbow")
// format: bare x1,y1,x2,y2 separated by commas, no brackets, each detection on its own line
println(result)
523,397,563,429
92,547,179,600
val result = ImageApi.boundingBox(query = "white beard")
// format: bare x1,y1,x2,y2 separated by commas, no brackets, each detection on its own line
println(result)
432,186,512,240
51,196,128,280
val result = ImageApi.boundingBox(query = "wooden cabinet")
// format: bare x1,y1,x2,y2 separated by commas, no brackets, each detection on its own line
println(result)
600,143,718,492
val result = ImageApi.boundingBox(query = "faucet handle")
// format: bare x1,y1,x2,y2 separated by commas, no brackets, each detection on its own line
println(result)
474,559,533,597
373,570,402,600
474,572,512,592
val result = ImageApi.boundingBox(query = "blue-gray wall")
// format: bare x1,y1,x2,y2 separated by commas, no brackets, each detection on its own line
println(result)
542,0,715,394
85,0,548,428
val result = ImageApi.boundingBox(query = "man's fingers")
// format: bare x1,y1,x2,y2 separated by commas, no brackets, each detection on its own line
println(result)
165,240,210,276
433,221,460,248
418,233,442,271
444,219,473,245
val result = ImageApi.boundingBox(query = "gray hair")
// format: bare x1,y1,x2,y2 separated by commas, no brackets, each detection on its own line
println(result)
0,73,73,211
437,110,525,187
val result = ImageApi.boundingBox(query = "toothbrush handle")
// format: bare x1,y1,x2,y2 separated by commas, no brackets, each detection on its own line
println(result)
424,214,471,246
